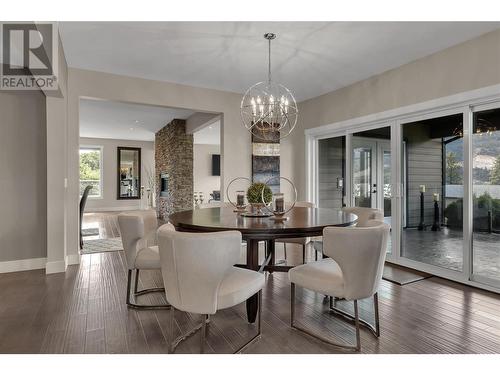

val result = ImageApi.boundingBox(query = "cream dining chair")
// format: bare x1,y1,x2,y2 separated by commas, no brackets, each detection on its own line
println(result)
118,210,173,310
289,220,390,351
342,207,384,226
157,226,265,354
312,207,384,258
275,201,315,264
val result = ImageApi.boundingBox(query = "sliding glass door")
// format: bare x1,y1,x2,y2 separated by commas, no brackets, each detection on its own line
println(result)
311,100,500,292
400,114,464,272
380,144,392,223
317,136,346,210
352,138,376,208
472,108,500,284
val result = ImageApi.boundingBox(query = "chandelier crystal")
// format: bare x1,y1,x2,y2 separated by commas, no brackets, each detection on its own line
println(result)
240,33,298,141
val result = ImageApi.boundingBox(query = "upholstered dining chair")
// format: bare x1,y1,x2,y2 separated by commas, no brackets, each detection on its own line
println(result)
312,206,384,258
117,210,173,310
197,201,264,263
157,227,265,354
342,207,384,226
289,220,390,351
275,201,315,264
79,185,92,250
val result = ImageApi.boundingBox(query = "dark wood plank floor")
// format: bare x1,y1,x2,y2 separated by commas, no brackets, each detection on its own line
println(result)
1,212,500,354
1,252,500,354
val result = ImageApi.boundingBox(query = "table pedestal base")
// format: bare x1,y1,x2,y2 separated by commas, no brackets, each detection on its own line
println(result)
243,238,294,323
245,239,259,323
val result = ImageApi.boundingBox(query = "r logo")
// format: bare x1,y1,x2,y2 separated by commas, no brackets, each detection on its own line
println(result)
2,23,53,76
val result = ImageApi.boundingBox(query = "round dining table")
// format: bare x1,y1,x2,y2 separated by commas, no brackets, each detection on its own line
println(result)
168,206,357,323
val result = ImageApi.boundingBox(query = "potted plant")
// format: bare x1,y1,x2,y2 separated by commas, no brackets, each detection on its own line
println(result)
247,182,273,215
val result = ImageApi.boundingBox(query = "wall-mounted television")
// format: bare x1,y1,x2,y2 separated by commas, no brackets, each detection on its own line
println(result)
212,154,220,176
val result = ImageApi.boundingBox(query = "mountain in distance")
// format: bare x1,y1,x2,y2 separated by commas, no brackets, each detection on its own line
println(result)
446,132,500,169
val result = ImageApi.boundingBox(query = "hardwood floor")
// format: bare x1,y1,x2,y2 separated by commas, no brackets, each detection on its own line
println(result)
0,212,499,354
81,211,122,240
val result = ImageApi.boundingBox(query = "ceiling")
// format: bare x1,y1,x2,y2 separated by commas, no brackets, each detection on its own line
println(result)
60,22,500,101
193,121,220,145
79,99,194,141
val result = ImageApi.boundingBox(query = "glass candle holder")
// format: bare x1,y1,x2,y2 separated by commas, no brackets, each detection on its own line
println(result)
273,193,285,214
236,190,245,207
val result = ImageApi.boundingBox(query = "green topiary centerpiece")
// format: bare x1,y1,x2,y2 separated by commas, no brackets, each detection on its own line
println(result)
246,182,273,204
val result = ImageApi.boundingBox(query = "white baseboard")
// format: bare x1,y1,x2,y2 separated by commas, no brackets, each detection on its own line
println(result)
45,260,67,274
66,253,80,266
0,257,47,274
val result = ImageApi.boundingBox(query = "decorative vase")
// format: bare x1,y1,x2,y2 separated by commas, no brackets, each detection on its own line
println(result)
250,202,266,216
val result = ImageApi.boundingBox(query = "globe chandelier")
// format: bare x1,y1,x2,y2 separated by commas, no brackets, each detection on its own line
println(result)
240,33,298,141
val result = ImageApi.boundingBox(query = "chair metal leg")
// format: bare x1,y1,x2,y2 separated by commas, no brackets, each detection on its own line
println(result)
290,283,361,351
169,292,262,354
284,243,287,261
169,313,210,353
374,292,380,337
126,269,170,310
134,269,139,294
315,251,318,261
353,300,361,351
328,292,380,338
200,314,207,354
302,244,306,264
167,306,175,354
235,290,262,354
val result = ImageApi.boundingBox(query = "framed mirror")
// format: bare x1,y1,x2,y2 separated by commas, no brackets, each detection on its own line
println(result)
117,147,141,199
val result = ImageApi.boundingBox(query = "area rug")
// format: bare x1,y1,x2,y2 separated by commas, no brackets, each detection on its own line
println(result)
82,227,100,236
382,263,432,285
82,237,123,254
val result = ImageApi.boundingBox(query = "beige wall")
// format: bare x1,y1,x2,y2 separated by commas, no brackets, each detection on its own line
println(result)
0,90,47,264
194,144,221,201
66,68,251,261
79,137,155,211
0,31,71,273
186,113,220,134
286,29,500,199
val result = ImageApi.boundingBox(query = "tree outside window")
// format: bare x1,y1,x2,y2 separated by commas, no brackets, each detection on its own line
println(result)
80,147,102,197
446,151,463,185
490,156,500,185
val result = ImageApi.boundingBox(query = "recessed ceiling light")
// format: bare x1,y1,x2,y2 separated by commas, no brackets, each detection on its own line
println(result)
134,120,139,123
129,127,134,131
209,126,212,129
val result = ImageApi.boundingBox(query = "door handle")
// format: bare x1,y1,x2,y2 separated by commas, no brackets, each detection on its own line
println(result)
372,183,377,193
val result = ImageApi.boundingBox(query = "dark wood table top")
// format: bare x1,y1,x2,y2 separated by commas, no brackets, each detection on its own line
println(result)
168,206,357,240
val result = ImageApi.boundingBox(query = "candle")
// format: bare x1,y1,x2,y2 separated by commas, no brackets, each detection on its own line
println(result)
236,191,245,207
420,185,426,193
433,193,439,202
275,194,284,213
257,96,264,117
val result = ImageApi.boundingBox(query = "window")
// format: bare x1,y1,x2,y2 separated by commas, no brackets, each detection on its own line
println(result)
79,146,102,198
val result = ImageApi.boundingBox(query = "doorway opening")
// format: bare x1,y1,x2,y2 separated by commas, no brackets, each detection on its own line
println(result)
193,119,221,207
